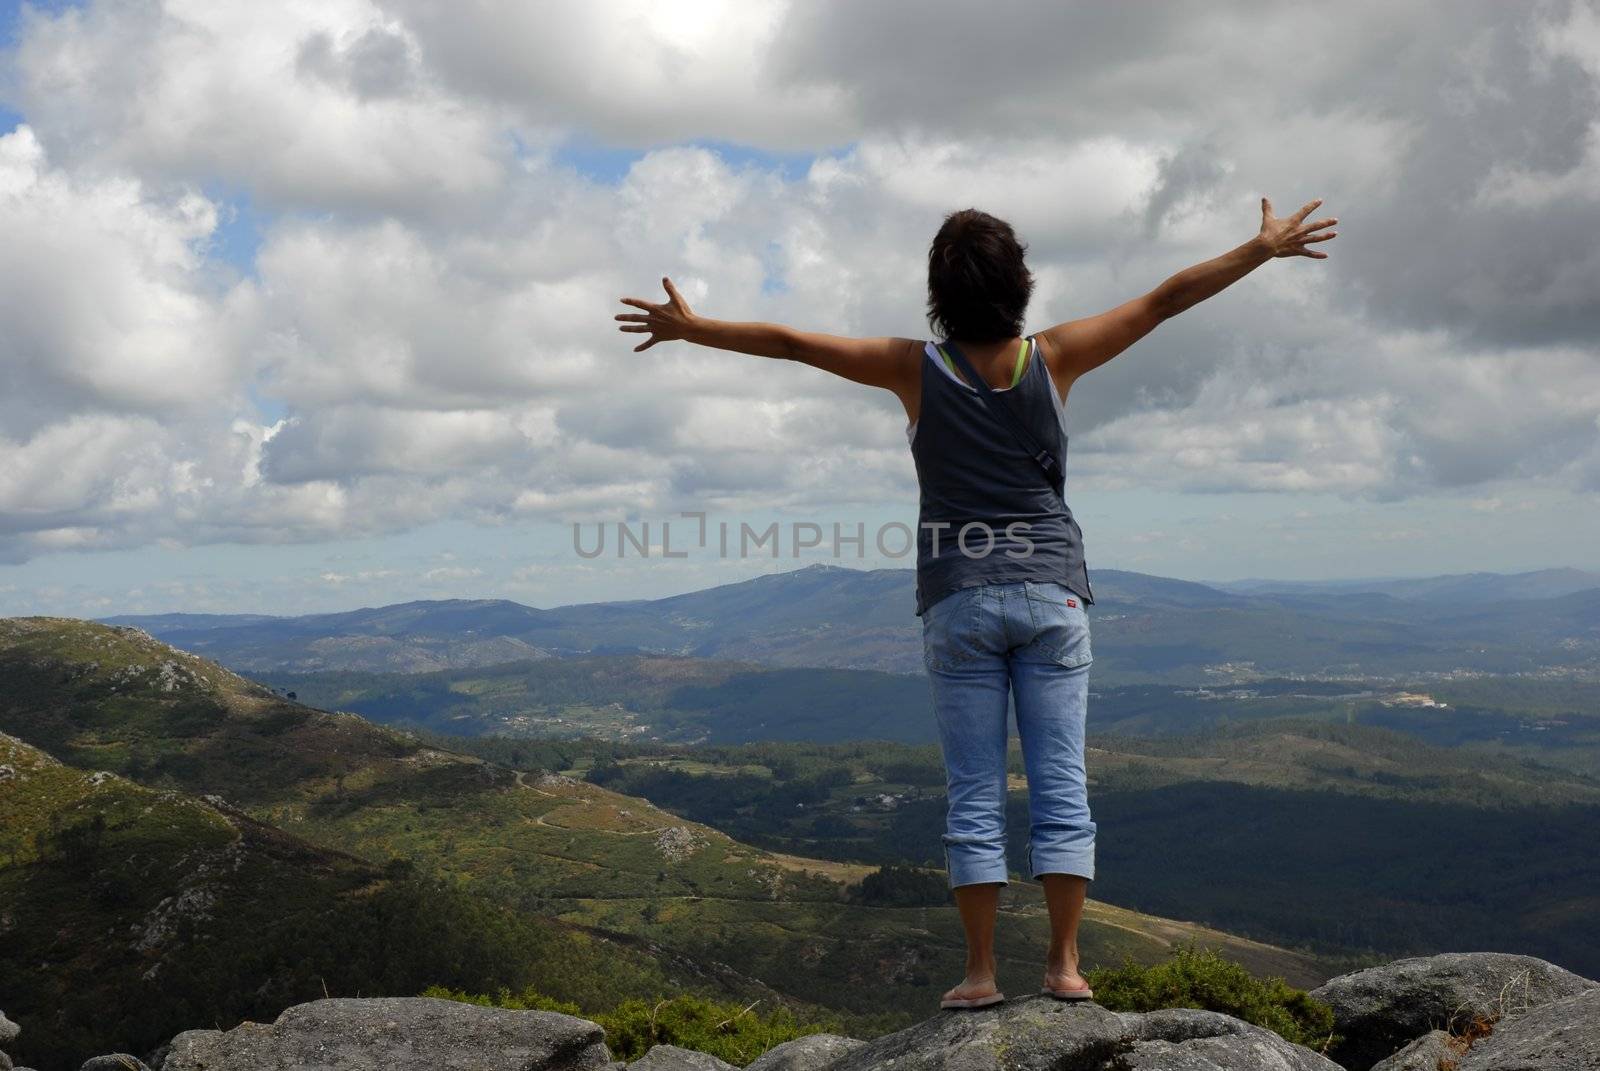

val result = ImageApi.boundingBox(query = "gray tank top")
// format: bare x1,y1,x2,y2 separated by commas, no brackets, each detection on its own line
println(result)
908,336,1095,616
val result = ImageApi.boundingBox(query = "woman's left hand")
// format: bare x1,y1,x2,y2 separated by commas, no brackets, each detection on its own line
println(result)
616,277,698,352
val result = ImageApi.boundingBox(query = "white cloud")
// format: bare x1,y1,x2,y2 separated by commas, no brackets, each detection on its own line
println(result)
383,0,847,150
0,127,231,434
10,0,510,215
0,0,1596,575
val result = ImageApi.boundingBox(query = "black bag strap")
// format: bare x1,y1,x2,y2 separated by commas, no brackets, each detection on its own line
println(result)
939,338,1065,501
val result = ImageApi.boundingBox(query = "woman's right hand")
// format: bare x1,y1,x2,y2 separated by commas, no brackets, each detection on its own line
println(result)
616,276,698,352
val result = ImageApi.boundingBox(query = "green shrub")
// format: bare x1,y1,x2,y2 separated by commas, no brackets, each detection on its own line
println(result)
422,984,582,1016
1086,944,1337,1051
426,986,834,1066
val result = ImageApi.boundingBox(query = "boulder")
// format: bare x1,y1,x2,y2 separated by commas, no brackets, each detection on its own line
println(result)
823,995,1338,1071
824,995,1129,1070
1119,1008,1340,1071
79,1057,153,1071
627,1045,735,1070
160,997,610,1071
0,1010,17,1044
0,1047,10,1070
1457,988,1600,1070
1309,953,1598,1070
1369,1031,1455,1071
746,1034,865,1071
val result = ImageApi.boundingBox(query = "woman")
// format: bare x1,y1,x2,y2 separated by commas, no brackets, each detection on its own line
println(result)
616,197,1337,1010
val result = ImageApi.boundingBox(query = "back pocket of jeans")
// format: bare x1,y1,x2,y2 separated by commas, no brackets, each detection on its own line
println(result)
1028,592,1092,669
922,587,985,672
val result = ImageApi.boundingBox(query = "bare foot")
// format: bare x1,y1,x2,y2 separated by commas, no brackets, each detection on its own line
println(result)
943,973,1001,1004
1044,959,1089,992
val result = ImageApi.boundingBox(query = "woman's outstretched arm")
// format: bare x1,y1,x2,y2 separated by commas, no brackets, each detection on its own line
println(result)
616,276,921,403
1035,196,1338,397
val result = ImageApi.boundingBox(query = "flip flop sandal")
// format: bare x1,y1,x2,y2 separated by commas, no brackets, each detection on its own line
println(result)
940,992,1006,1010
1040,986,1094,1001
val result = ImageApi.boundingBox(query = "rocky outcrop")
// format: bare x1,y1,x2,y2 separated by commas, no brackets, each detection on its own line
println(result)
1119,1007,1339,1071
628,1044,736,1070
80,1057,154,1071
0,1009,18,1071
13,953,1600,1071
1310,952,1600,1070
745,1034,865,1071
160,997,611,1071
0,1007,38,1071
1456,988,1600,1070
1368,1030,1456,1071
823,996,1339,1071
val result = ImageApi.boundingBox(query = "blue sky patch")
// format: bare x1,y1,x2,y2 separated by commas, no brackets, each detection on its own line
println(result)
204,186,268,275
551,132,828,186
551,136,646,184
686,138,822,182
247,384,290,425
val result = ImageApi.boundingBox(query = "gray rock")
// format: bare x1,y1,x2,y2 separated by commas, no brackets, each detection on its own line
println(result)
1457,988,1600,1070
1120,1009,1340,1071
0,1047,11,1070
746,1034,864,1071
824,996,1337,1071
1370,1031,1456,1071
628,1045,735,1070
1309,953,1598,1071
160,996,610,1070
1120,1038,1318,1070
80,1057,153,1071
825,995,1130,1070
0,1010,18,1044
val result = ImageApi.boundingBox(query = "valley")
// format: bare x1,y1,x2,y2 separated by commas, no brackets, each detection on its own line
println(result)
0,614,1333,1067
7,563,1598,1066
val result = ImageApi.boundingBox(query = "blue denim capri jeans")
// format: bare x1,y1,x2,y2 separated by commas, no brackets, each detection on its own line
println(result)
921,579,1096,888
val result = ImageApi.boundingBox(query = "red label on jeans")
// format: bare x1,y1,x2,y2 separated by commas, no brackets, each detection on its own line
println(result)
1066,598,1078,607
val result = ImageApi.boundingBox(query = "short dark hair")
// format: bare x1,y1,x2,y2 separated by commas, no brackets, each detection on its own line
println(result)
926,208,1034,342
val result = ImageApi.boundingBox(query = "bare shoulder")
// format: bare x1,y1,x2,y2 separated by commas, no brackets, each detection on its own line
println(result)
1030,330,1078,404
1035,292,1165,384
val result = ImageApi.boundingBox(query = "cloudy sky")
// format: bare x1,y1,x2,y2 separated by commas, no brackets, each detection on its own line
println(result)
2,0,1598,616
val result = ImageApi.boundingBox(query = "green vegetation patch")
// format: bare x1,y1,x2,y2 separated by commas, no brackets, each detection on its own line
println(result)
1088,945,1337,1050
426,985,837,1066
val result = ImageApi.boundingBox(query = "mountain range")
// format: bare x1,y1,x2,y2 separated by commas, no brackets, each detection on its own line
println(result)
1207,566,1600,602
103,564,1600,683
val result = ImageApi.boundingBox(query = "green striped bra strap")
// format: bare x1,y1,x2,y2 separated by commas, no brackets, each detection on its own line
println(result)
935,337,1033,389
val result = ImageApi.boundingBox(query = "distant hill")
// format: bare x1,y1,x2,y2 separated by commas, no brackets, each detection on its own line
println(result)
0,617,1328,1063
1209,565,1600,602
103,565,918,674
103,563,1600,683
